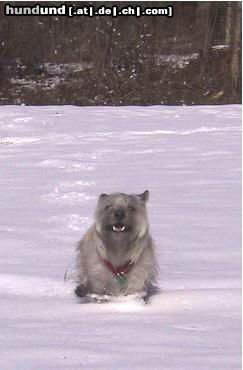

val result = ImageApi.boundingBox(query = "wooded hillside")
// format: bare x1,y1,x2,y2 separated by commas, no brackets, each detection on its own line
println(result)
0,1,241,105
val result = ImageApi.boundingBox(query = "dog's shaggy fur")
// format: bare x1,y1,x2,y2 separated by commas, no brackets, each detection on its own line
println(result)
75,191,158,301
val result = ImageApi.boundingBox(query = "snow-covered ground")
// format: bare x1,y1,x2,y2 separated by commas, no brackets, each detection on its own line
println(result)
0,105,241,369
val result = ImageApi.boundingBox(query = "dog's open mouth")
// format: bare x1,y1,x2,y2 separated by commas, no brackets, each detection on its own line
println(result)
112,223,126,232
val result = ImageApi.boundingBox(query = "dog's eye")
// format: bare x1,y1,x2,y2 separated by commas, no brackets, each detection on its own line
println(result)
105,205,112,210
129,206,136,212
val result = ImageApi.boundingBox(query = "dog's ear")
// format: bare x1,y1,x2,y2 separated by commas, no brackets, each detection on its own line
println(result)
138,190,149,202
99,193,108,201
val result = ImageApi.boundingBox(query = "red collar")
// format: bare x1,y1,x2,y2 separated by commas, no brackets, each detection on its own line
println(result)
102,259,133,285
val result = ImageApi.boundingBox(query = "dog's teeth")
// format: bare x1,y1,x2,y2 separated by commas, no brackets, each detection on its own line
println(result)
112,225,126,232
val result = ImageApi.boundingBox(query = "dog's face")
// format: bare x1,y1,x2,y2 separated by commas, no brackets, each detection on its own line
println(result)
95,191,149,248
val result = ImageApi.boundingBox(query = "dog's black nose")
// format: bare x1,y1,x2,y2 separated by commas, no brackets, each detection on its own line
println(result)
114,209,125,219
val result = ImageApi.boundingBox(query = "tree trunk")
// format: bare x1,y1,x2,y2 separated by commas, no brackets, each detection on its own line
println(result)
196,2,211,80
225,2,233,45
231,2,241,96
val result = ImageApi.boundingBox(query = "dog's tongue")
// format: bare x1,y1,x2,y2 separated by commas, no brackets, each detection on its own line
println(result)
112,224,126,232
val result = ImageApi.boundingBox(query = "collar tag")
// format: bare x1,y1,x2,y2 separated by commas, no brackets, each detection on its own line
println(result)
116,273,127,286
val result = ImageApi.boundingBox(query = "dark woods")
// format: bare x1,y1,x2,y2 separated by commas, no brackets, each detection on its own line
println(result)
0,1,241,105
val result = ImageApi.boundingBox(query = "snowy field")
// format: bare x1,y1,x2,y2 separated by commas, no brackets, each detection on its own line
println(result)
0,105,241,369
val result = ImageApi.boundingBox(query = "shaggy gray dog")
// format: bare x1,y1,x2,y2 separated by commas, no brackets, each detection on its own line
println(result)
75,190,158,302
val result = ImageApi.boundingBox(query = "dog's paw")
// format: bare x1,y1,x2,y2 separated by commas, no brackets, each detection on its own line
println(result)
74,284,90,298
143,284,159,303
